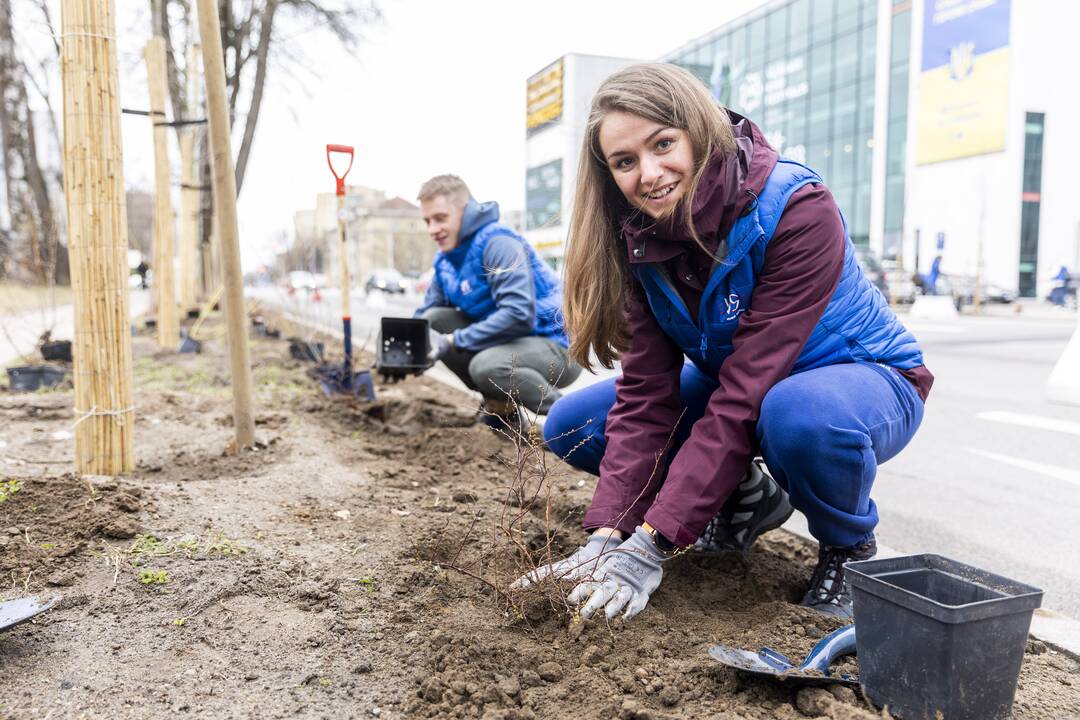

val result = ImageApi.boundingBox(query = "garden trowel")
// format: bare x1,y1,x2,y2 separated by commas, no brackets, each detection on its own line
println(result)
0,596,55,633
708,623,859,686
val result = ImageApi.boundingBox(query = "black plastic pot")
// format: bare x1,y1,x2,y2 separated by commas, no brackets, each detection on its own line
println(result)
144,317,157,329
376,317,431,379
847,554,1042,720
40,340,72,362
288,338,324,363
186,308,200,319
7,364,67,392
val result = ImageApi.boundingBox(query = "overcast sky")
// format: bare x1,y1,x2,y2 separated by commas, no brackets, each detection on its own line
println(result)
102,0,765,270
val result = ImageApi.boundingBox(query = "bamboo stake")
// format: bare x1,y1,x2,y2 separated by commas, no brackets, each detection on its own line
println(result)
60,0,135,474
180,40,202,308
144,36,180,348
195,0,256,449
179,131,198,309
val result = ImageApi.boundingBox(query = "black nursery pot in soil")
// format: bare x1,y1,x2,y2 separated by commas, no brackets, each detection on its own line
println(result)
40,340,72,362
7,365,67,392
847,554,1043,720
288,338,324,363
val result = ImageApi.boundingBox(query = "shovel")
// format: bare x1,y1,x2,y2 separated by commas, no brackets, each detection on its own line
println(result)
320,143,370,397
0,596,55,633
708,623,859,686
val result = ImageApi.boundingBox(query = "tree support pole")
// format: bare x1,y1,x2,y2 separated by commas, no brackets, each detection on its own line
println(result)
195,0,256,448
144,36,179,348
61,0,135,474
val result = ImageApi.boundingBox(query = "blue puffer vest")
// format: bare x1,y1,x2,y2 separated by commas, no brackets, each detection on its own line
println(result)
434,221,568,347
634,158,923,377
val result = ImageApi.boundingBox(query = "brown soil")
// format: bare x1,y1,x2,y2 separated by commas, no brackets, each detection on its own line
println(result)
1,317,1078,719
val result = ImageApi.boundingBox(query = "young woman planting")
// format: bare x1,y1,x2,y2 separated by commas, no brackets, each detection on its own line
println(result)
515,63,932,622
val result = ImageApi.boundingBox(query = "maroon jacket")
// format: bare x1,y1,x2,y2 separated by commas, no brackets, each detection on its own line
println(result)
582,116,933,546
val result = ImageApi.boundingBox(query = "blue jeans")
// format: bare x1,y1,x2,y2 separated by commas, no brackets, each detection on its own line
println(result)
544,361,924,547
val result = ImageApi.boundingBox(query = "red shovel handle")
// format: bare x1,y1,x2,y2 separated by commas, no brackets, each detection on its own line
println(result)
326,144,355,196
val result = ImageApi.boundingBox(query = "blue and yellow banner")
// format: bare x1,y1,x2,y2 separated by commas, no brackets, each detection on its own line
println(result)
916,0,1011,165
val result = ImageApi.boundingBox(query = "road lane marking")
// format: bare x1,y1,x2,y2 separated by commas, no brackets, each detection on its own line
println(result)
966,448,1080,488
976,411,1080,436
904,322,970,334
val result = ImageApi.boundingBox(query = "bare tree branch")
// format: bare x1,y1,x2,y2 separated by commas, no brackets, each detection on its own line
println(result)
234,0,277,193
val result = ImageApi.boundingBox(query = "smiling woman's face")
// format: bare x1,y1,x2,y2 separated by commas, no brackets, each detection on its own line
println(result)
597,111,695,220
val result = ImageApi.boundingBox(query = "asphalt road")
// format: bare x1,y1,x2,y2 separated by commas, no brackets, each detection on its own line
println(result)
252,285,1080,616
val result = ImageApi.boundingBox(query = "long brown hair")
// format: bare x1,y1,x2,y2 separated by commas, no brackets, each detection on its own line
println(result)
563,63,736,370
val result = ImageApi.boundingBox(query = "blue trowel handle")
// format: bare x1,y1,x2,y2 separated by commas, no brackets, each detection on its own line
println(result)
800,624,856,675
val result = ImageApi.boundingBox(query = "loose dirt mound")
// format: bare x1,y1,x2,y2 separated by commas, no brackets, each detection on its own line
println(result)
1,317,1077,719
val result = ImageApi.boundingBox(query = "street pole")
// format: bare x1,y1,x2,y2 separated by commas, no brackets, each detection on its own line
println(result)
144,36,179,348
195,0,255,449
61,0,135,473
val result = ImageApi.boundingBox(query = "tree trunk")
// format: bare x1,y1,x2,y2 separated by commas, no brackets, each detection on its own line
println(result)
0,0,61,283
234,0,276,194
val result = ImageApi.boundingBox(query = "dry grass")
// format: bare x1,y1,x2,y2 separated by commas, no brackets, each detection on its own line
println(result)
0,281,73,315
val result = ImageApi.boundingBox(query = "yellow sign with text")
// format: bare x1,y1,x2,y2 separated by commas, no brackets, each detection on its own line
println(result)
916,46,1010,165
527,58,564,133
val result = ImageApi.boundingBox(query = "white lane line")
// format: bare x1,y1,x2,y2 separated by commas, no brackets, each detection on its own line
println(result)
966,448,1080,488
903,322,969,334
976,411,1080,437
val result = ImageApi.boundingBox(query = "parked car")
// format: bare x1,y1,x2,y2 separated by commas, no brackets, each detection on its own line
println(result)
854,245,890,299
285,270,318,293
365,268,407,294
945,274,1018,307
413,268,434,295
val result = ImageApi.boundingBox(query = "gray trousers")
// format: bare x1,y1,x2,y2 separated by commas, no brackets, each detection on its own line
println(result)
421,307,581,413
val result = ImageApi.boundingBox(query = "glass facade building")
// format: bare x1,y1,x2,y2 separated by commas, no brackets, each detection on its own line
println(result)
666,0,885,246
527,1,1075,300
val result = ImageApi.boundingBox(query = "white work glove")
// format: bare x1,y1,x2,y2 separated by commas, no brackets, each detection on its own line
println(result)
568,526,670,621
510,531,620,589
427,329,452,363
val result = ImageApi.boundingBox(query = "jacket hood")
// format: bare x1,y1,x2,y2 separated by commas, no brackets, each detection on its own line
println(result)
621,111,779,263
442,198,500,264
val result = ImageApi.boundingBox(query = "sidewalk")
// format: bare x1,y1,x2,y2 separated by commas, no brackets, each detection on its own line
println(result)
0,289,150,368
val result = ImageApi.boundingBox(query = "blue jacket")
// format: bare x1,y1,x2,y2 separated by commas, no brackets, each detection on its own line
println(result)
415,199,568,351
634,159,923,376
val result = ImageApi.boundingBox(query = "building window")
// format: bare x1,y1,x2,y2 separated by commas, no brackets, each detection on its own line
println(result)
882,5,911,243
525,159,562,231
1018,112,1045,296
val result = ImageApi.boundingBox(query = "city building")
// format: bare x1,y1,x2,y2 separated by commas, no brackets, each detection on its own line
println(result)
289,186,434,287
525,54,643,268
525,0,1077,298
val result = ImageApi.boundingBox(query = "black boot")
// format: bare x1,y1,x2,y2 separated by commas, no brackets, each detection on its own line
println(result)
800,535,877,620
479,399,531,440
695,461,793,554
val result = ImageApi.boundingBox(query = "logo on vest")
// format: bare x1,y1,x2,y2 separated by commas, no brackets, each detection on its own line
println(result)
460,279,472,294
724,294,743,321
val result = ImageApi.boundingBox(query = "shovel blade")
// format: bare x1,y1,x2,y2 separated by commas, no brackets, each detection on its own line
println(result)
708,643,860,687
0,596,55,632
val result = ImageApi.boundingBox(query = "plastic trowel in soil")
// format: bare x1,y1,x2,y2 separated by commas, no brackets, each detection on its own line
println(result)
0,596,55,633
708,624,859,686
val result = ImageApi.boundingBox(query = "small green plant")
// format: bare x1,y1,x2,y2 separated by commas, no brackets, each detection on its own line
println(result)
203,532,247,556
0,478,22,504
138,569,169,585
318,678,331,687
40,542,56,550
172,617,187,627
356,577,377,594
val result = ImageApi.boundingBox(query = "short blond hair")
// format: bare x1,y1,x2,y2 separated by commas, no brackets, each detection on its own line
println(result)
417,174,470,206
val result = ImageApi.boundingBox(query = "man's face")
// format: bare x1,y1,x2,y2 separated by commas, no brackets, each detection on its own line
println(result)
421,194,466,253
